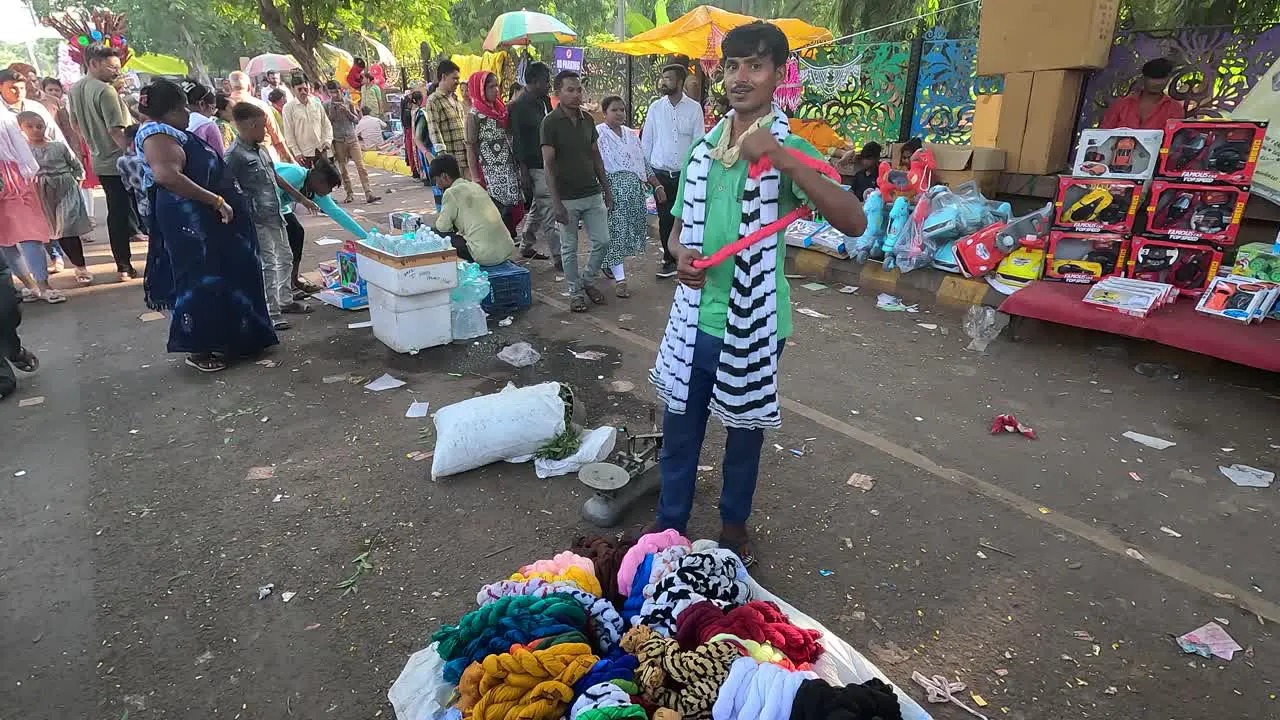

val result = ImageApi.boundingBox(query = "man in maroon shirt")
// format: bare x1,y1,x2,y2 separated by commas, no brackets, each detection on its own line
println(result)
1101,58,1185,130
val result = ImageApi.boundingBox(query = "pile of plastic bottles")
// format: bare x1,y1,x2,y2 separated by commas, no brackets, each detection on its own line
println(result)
362,225,452,256
451,262,492,340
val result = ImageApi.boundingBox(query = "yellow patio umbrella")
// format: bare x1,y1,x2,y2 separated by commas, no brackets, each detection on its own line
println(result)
124,52,189,76
597,5,831,59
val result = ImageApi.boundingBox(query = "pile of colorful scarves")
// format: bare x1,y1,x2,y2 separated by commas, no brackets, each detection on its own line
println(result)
390,532,905,720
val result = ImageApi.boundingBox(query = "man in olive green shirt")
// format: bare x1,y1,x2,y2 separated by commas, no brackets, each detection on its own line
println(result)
540,70,614,312
430,154,514,266
68,44,139,280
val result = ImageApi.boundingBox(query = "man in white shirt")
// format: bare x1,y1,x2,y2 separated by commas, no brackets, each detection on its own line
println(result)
282,78,333,167
355,107,387,147
641,63,704,278
259,70,293,104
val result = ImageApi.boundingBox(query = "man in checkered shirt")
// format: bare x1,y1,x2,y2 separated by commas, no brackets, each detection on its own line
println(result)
423,60,469,180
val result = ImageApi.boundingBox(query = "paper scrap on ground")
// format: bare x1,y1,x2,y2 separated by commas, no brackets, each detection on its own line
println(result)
801,282,828,291
138,311,165,322
407,450,433,462
281,591,296,603
796,307,830,319
498,317,513,327
348,320,372,329
314,237,342,246
570,349,607,361
18,396,44,407
255,359,279,367
1178,621,1242,661
244,466,276,481
917,323,938,330
405,401,431,418
364,373,407,392
1219,464,1274,488
875,293,916,312
838,285,859,294
1160,526,1182,538
1123,431,1177,450
846,473,874,492
322,373,350,384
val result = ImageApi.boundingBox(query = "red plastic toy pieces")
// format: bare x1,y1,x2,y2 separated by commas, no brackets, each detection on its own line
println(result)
991,414,1037,440
690,148,841,270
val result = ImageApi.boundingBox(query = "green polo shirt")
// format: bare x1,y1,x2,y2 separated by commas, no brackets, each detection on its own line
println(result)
672,126,822,340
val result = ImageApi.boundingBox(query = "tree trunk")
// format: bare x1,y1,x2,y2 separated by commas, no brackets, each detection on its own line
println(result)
255,0,325,82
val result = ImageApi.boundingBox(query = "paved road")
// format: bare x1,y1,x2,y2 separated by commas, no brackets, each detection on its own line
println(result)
2,169,1277,719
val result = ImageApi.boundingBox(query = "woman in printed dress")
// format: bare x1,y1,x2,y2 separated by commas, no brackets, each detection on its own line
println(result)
464,71,523,241
596,95,665,298
135,78,276,373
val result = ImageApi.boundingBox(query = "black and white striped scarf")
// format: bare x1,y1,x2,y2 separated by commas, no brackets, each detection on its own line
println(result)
649,108,787,430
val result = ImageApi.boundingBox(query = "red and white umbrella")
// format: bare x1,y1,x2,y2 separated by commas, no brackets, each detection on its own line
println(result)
244,53,301,75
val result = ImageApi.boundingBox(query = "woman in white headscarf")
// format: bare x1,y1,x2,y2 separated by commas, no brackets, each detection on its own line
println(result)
0,109,64,302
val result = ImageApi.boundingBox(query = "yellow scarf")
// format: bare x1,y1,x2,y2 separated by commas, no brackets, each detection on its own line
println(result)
709,113,775,169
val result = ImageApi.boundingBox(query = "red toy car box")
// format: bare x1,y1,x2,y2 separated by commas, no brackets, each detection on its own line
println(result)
1145,181,1247,245
1053,176,1141,233
1044,230,1129,283
1157,119,1267,186
1124,236,1223,298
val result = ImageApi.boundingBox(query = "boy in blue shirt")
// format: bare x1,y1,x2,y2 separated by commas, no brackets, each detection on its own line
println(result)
272,159,368,296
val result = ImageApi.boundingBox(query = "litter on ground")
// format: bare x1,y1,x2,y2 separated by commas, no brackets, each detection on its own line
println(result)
365,373,407,391
1178,621,1242,661
991,414,1036,439
796,307,830,319
405,401,431,418
1219,464,1274,488
1122,431,1177,450
846,472,875,492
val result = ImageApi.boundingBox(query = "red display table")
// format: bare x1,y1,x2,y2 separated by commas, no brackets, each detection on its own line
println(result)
999,281,1280,372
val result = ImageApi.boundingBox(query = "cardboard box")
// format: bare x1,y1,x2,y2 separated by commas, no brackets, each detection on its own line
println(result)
917,143,1006,196
977,0,1120,74
995,72,1032,173
1020,71,1086,175
1125,236,1223,297
972,94,1002,148
1072,128,1165,180
1044,230,1129,283
1145,181,1248,246
1157,118,1268,186
1053,176,1142,233
1231,242,1280,281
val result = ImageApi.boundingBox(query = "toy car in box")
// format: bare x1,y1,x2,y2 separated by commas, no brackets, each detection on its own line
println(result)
1195,275,1280,323
1124,236,1222,297
1044,230,1128,283
1072,128,1164,180
1053,176,1141,233
1157,119,1267,186
1145,181,1247,245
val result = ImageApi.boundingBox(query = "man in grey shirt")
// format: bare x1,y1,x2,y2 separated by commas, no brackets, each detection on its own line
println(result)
225,102,319,328
324,80,378,204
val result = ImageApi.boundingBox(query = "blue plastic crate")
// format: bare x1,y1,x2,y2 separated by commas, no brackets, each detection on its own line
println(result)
479,260,533,313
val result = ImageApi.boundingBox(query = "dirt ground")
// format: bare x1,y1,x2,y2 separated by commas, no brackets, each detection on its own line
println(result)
2,169,1278,720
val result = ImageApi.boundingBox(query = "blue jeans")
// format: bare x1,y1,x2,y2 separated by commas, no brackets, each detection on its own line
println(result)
656,330,783,532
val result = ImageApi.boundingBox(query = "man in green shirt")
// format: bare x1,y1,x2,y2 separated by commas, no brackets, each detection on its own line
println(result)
540,70,614,312
430,154,514,266
68,44,140,281
359,72,384,115
648,22,865,565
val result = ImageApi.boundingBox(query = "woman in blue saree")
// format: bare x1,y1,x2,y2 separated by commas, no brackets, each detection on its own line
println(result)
137,79,277,373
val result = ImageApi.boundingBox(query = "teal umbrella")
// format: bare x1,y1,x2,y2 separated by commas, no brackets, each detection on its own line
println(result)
483,10,577,51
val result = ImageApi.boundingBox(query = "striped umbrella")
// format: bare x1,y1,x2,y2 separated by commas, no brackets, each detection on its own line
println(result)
483,11,577,51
